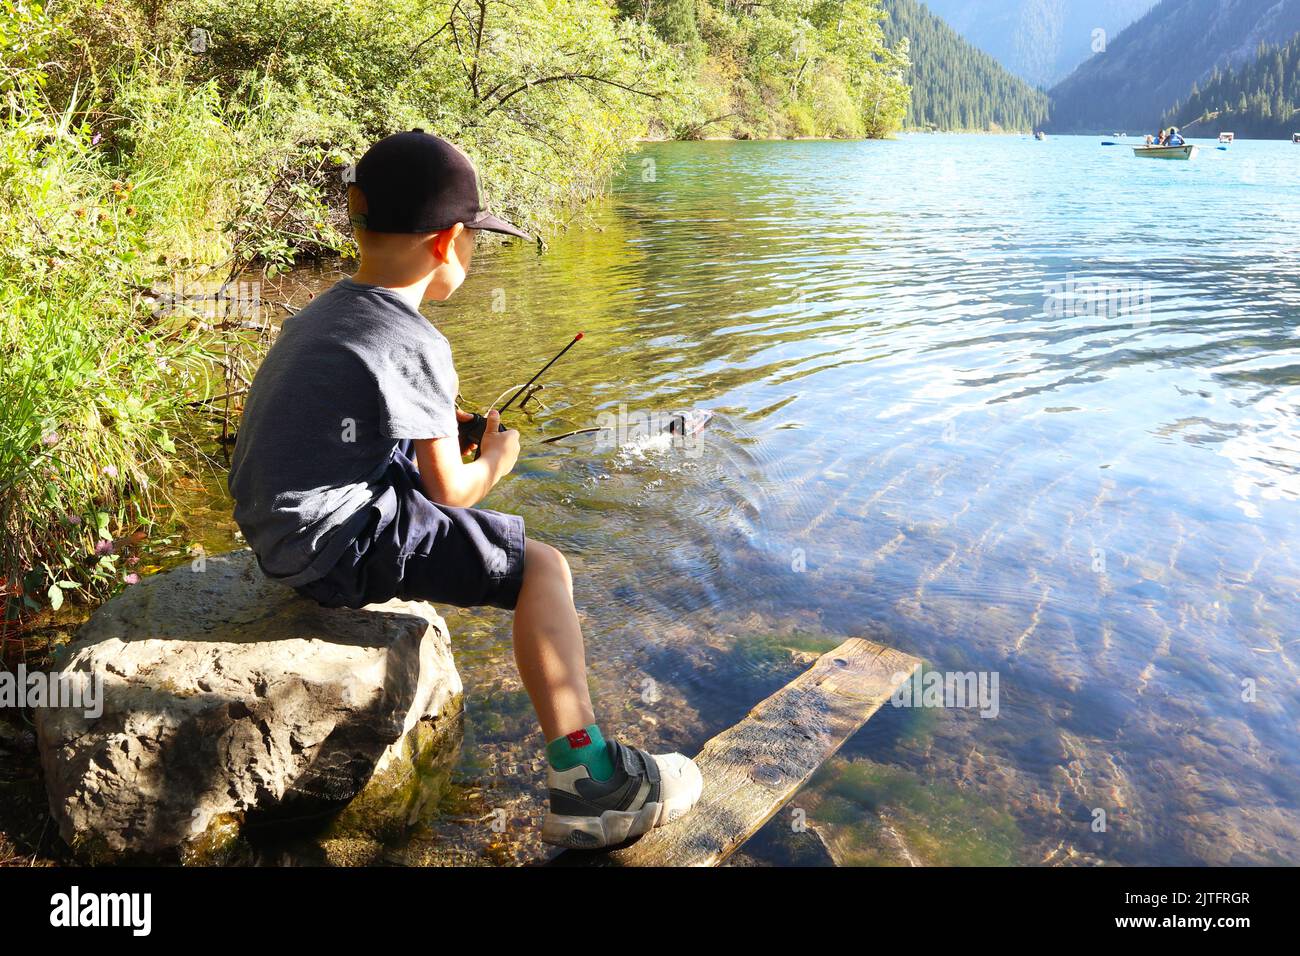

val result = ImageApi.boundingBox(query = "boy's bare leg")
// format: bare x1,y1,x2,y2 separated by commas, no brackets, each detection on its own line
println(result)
512,538,595,741
516,537,704,848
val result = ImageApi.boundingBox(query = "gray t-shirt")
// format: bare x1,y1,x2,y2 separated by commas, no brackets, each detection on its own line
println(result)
229,278,459,585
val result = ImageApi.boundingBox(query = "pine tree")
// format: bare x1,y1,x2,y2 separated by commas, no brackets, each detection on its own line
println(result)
879,0,1048,131
1163,34,1300,139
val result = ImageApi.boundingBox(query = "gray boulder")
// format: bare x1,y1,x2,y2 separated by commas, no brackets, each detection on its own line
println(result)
33,549,463,860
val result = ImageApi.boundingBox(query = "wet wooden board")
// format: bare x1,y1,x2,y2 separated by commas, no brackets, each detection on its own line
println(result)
562,637,923,867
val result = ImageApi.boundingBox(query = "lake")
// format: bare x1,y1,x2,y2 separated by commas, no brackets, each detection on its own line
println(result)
212,133,1300,865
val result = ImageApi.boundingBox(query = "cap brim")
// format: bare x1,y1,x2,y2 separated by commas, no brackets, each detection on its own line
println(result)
466,211,532,242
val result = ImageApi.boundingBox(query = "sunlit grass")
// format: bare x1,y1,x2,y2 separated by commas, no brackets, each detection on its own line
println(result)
0,36,239,621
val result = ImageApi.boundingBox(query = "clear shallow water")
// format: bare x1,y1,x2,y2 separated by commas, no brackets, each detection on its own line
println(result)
231,134,1300,864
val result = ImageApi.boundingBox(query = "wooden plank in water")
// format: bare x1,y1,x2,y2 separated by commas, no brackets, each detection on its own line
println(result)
567,637,922,867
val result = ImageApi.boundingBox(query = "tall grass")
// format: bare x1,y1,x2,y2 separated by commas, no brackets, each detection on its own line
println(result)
1,75,197,617
0,6,301,623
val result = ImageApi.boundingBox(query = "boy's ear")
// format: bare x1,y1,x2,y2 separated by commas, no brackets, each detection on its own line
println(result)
429,223,465,264
347,185,368,231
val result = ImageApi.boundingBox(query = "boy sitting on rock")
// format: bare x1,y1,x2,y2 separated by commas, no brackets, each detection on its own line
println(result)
228,131,701,849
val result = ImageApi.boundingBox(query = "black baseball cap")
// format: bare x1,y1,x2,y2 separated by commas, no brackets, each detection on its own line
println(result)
352,130,531,241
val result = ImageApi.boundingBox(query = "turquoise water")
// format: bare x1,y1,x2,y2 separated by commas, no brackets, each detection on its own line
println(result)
261,133,1300,864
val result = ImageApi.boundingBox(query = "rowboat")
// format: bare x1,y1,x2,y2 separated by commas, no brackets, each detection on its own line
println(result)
1218,132,1234,144
1133,143,1198,160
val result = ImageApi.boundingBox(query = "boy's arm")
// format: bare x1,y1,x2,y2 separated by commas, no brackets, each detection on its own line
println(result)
412,409,519,508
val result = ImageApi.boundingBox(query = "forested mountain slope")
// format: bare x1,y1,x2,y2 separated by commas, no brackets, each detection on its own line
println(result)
882,0,1050,130
1162,35,1300,137
1047,0,1300,131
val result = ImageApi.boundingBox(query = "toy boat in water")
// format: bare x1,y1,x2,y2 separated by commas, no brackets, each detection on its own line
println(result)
666,409,713,438
541,409,714,446
1133,143,1198,160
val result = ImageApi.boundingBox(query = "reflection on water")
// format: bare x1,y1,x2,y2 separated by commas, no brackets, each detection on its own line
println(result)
206,134,1300,865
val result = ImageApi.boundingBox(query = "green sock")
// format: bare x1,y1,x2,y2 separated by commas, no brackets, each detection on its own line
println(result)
546,724,615,782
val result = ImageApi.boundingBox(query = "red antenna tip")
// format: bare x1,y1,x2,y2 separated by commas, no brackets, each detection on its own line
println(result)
575,332,584,340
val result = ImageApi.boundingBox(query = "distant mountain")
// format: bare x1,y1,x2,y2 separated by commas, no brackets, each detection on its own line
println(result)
882,0,1051,130
920,0,1157,87
1048,0,1300,132
1162,36,1300,137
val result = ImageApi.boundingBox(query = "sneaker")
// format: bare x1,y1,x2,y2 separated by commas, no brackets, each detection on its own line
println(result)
541,739,703,849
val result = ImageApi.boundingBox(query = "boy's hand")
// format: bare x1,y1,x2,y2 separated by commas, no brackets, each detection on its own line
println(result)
477,409,519,478
414,410,517,509
455,408,480,456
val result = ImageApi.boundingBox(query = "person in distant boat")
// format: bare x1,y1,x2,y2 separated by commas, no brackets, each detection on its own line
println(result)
1166,126,1185,146
1145,132,1156,145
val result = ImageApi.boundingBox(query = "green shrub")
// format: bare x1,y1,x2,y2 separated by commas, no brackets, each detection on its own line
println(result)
0,6,251,617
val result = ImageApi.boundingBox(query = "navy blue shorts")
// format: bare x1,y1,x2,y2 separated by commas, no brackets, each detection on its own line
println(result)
294,441,527,611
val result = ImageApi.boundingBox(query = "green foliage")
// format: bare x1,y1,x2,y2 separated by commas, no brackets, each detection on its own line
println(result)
172,0,693,241
672,0,911,140
880,0,1048,132
617,0,703,55
1164,37,1300,139
0,7,225,614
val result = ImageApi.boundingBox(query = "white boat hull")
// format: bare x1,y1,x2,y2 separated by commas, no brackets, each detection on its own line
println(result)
1133,144,1199,160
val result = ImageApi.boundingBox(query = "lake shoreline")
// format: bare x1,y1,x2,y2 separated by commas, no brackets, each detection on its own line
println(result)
7,134,1300,868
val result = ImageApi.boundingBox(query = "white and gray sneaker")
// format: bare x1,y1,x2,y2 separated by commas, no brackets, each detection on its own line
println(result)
541,740,704,849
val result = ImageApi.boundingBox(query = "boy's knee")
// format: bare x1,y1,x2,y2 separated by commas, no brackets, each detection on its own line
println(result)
525,538,572,591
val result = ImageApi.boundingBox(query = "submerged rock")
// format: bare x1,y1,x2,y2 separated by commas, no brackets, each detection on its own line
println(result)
33,549,463,861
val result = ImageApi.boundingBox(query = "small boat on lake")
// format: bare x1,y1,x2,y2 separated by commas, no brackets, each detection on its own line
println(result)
1219,132,1234,144
1034,130,1046,140
1133,143,1199,160
1293,132,1300,144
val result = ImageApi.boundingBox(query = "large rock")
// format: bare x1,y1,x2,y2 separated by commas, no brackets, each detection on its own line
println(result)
33,549,463,861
